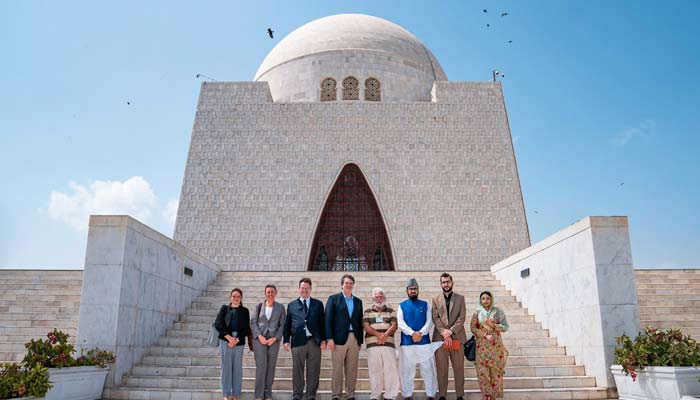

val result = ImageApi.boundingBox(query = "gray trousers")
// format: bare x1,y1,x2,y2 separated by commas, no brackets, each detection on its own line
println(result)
291,340,322,400
253,338,281,398
219,340,244,397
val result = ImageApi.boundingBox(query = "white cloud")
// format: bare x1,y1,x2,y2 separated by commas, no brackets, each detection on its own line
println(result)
613,119,656,146
47,176,158,231
162,198,179,227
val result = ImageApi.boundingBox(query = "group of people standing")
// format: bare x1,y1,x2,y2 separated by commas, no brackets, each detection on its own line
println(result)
214,273,509,400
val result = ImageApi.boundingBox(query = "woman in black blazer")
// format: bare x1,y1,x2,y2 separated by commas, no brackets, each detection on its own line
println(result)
214,288,250,400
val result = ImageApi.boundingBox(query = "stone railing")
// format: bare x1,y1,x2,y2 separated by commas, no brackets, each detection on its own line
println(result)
491,216,639,388
76,215,221,385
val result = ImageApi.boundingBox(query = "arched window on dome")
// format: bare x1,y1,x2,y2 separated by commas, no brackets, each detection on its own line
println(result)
365,78,381,101
342,77,359,100
320,78,337,101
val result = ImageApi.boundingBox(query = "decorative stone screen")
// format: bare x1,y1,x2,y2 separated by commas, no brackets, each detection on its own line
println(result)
342,77,360,100
365,78,381,101
320,78,337,101
308,164,395,271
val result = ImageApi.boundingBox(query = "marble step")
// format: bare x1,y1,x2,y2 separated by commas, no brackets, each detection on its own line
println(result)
0,312,79,321
0,305,80,314
0,326,77,336
122,374,597,391
638,299,700,307
187,304,527,319
104,387,614,400
165,329,557,348
131,364,587,379
203,287,511,295
0,332,77,343
0,290,81,297
636,283,700,289
140,354,577,368
168,316,549,338
146,337,566,357
0,294,81,301
215,271,496,277
149,343,567,360
639,320,700,328
637,288,700,295
0,299,81,307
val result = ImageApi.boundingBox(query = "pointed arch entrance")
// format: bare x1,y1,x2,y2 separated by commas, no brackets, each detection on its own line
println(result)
308,164,395,271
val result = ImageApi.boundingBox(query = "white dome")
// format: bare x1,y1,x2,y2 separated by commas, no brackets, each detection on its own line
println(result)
254,14,447,102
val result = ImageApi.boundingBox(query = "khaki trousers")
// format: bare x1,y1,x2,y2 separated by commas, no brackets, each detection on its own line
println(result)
435,346,465,397
331,334,360,398
291,341,321,400
367,346,400,400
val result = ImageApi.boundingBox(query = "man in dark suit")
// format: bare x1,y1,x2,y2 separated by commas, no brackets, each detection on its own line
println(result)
284,277,326,400
325,274,363,400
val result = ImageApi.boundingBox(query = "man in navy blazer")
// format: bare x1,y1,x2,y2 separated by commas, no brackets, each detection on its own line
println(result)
325,274,364,400
284,277,326,400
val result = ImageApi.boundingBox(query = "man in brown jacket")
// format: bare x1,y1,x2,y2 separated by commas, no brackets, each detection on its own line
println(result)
431,272,467,400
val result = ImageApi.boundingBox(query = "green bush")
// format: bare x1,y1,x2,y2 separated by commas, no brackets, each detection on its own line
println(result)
615,327,700,381
22,328,115,369
0,363,52,399
0,329,115,398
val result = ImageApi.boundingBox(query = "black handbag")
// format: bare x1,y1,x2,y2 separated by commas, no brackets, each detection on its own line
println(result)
464,335,476,361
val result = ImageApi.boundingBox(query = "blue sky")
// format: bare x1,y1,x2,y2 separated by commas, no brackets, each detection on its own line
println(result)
1,0,699,269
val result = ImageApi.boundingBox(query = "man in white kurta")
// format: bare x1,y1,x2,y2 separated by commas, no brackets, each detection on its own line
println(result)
396,278,442,400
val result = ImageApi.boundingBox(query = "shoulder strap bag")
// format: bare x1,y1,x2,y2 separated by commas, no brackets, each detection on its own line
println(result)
207,304,229,347
464,335,476,361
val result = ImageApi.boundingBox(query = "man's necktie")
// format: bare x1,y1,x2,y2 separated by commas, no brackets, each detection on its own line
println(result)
303,299,308,314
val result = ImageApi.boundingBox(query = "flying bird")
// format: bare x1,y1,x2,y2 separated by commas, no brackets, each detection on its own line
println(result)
508,40,513,43
501,12,509,17
196,73,217,81
127,101,131,105
620,182,625,186
267,28,274,38
533,210,539,214
486,24,491,27
483,9,488,13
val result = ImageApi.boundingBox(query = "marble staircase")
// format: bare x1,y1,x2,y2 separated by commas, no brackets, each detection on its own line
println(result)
105,271,614,400
635,269,700,339
0,269,83,363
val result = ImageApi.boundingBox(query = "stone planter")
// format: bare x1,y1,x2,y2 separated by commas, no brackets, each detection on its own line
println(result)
40,366,109,400
611,364,700,400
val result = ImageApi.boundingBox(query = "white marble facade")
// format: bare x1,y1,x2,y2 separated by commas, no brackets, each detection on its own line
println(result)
77,216,220,385
492,216,640,388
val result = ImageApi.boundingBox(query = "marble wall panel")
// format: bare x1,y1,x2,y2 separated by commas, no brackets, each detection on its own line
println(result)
491,216,639,388
175,81,530,271
77,216,222,385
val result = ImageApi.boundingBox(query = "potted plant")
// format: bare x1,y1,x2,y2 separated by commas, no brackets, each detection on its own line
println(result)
0,329,115,400
0,362,51,399
611,327,700,400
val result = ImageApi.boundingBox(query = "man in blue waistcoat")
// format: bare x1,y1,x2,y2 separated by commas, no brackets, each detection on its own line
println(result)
397,278,440,400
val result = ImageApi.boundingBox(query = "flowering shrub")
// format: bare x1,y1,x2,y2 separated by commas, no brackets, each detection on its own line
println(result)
22,328,115,369
0,363,52,399
615,327,700,381
0,329,115,398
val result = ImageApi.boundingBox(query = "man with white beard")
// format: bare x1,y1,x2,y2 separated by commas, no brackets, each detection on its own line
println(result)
396,278,442,400
362,287,399,400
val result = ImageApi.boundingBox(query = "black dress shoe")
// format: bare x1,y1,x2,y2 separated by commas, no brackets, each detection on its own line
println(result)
456,397,464,400
427,397,434,400
438,397,446,400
